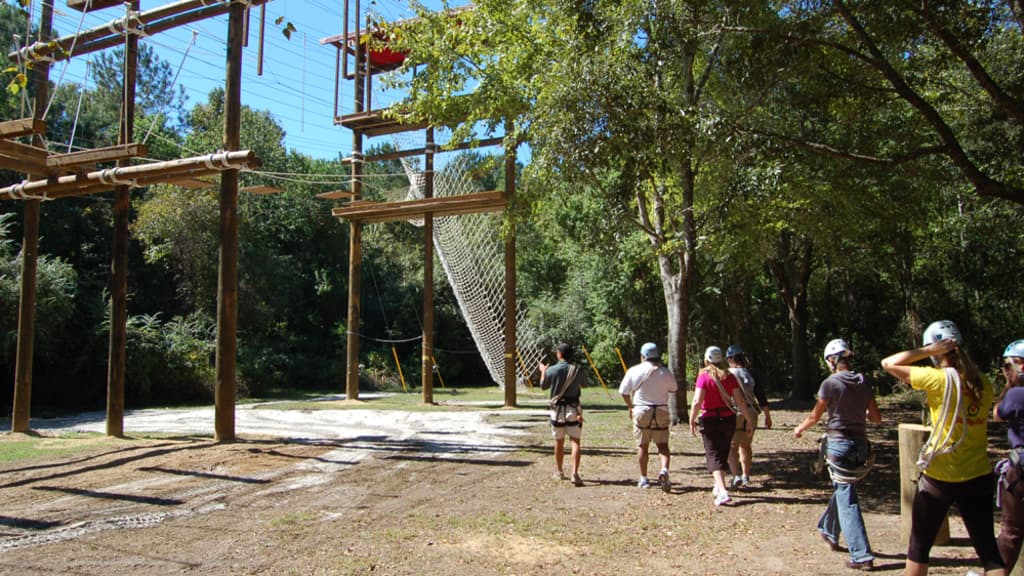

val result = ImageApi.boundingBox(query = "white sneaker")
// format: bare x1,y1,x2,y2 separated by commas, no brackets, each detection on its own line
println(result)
638,477,651,489
712,485,720,497
731,475,742,488
714,489,732,506
739,475,751,488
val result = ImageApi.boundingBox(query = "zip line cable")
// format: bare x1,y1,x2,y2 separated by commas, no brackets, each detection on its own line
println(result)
42,0,91,120
67,58,92,153
142,30,199,145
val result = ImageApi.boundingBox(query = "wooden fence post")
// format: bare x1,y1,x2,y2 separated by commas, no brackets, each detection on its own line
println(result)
899,423,949,546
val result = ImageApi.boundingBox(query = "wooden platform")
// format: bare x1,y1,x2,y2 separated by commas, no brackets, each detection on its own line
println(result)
336,110,427,137
332,191,506,224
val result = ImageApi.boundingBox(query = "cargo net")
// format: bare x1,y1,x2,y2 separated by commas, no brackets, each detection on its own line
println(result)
391,130,543,389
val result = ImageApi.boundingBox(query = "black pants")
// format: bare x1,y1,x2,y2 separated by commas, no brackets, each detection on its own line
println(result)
908,473,1003,571
699,415,736,472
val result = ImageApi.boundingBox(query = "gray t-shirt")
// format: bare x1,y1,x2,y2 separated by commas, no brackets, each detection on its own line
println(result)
817,370,874,439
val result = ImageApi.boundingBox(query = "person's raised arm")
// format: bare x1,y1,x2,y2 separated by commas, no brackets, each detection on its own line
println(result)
881,339,957,383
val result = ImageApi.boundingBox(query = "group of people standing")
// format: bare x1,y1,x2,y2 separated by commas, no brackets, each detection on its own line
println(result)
541,340,773,503
539,322,1024,575
797,321,1024,575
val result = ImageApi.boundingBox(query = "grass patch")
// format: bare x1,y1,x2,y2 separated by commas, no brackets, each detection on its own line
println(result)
252,384,626,413
269,512,318,528
0,431,110,464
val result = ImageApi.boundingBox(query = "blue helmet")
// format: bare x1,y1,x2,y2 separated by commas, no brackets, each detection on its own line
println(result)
1005,340,1024,359
726,345,744,358
640,342,660,360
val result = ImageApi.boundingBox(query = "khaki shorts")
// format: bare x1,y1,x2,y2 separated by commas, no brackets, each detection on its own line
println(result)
733,413,759,447
550,403,582,440
632,406,670,446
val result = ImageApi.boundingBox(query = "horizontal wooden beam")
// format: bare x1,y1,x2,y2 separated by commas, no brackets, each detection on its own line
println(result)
0,139,52,176
0,150,259,201
345,136,507,164
67,0,124,11
316,189,355,200
10,0,272,63
164,176,215,188
47,143,147,169
0,118,46,139
332,191,506,224
0,155,50,177
336,110,428,137
240,185,280,195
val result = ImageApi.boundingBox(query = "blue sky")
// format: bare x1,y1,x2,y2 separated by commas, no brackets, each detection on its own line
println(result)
37,0,468,160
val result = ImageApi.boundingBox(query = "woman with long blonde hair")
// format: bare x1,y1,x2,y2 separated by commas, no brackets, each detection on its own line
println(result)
881,320,1003,576
689,346,755,507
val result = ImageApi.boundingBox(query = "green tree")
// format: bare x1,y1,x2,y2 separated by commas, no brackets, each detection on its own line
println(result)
391,0,748,417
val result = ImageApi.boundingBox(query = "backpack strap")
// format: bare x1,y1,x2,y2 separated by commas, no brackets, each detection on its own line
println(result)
708,372,738,414
550,365,581,406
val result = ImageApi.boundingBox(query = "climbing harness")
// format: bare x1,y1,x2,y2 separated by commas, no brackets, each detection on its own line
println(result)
825,442,876,485
631,364,670,431
548,365,582,428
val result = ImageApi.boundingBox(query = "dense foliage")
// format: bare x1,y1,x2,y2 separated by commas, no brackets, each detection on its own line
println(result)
2,1,1023,413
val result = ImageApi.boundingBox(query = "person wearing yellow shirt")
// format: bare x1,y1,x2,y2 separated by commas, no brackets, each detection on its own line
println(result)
881,320,1004,576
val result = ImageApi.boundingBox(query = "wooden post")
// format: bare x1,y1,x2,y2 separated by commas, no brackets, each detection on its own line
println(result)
11,0,53,434
106,0,140,438
345,0,364,402
898,423,949,546
422,128,434,404
503,120,517,407
214,0,245,443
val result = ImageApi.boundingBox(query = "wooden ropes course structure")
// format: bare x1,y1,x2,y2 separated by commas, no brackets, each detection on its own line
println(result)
4,0,270,441
322,0,522,407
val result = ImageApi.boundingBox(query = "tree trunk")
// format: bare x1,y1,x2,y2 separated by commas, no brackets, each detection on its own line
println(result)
659,253,689,425
637,173,695,425
768,231,814,400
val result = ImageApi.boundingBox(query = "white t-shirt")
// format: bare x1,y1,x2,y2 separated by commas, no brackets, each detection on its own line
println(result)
619,361,677,407
730,366,761,413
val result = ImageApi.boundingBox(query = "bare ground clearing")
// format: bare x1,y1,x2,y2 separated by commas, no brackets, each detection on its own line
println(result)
0,400,1009,575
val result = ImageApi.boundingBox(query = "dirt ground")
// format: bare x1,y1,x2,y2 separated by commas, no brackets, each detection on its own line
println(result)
0,399,1010,576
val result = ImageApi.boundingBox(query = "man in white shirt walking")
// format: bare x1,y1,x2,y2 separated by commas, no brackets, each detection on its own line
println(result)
619,342,677,492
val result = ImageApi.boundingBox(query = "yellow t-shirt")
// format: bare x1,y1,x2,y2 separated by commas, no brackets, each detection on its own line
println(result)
910,366,993,482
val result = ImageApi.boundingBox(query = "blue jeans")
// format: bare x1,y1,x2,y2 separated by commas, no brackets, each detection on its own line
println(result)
818,437,874,563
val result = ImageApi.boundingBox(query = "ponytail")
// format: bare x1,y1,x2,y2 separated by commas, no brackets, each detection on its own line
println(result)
952,348,983,402
701,362,729,382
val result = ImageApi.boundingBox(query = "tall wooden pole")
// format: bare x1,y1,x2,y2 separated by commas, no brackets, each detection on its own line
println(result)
422,128,434,404
11,0,53,433
106,1,140,438
345,0,364,401
215,0,245,442
503,120,517,407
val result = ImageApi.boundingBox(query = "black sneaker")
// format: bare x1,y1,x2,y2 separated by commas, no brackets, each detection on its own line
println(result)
847,559,874,571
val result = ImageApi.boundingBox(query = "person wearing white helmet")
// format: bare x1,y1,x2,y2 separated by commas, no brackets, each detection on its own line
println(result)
725,344,773,489
689,345,755,507
619,342,677,491
993,339,1024,572
794,338,881,571
881,321,1004,576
